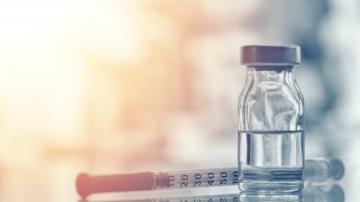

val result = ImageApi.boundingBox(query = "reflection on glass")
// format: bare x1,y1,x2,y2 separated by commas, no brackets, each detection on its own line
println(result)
79,184,344,202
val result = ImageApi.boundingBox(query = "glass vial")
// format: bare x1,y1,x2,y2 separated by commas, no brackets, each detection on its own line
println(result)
238,45,304,194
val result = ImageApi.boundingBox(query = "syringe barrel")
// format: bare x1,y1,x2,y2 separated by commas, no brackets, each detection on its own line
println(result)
158,167,238,189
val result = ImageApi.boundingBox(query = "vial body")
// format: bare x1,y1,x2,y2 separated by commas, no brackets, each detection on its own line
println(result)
238,130,304,193
238,64,304,194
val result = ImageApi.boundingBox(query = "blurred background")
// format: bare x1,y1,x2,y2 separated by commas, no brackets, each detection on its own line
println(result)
0,0,359,201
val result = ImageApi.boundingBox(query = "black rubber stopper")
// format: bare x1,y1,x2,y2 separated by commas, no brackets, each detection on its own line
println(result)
241,44,301,66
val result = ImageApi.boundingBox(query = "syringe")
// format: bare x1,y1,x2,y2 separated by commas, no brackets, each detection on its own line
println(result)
77,167,238,197
76,158,344,197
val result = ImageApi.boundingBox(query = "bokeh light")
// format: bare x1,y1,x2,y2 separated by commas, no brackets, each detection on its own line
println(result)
0,1,359,201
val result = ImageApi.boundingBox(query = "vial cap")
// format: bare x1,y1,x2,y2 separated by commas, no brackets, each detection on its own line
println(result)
240,44,301,66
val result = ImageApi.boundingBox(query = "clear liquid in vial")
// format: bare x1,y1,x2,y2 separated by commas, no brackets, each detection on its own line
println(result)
238,130,304,194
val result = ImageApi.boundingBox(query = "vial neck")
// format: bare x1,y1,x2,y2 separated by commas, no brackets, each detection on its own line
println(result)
248,66,294,83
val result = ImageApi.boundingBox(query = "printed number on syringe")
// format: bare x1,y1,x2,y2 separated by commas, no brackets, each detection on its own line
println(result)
167,170,239,188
